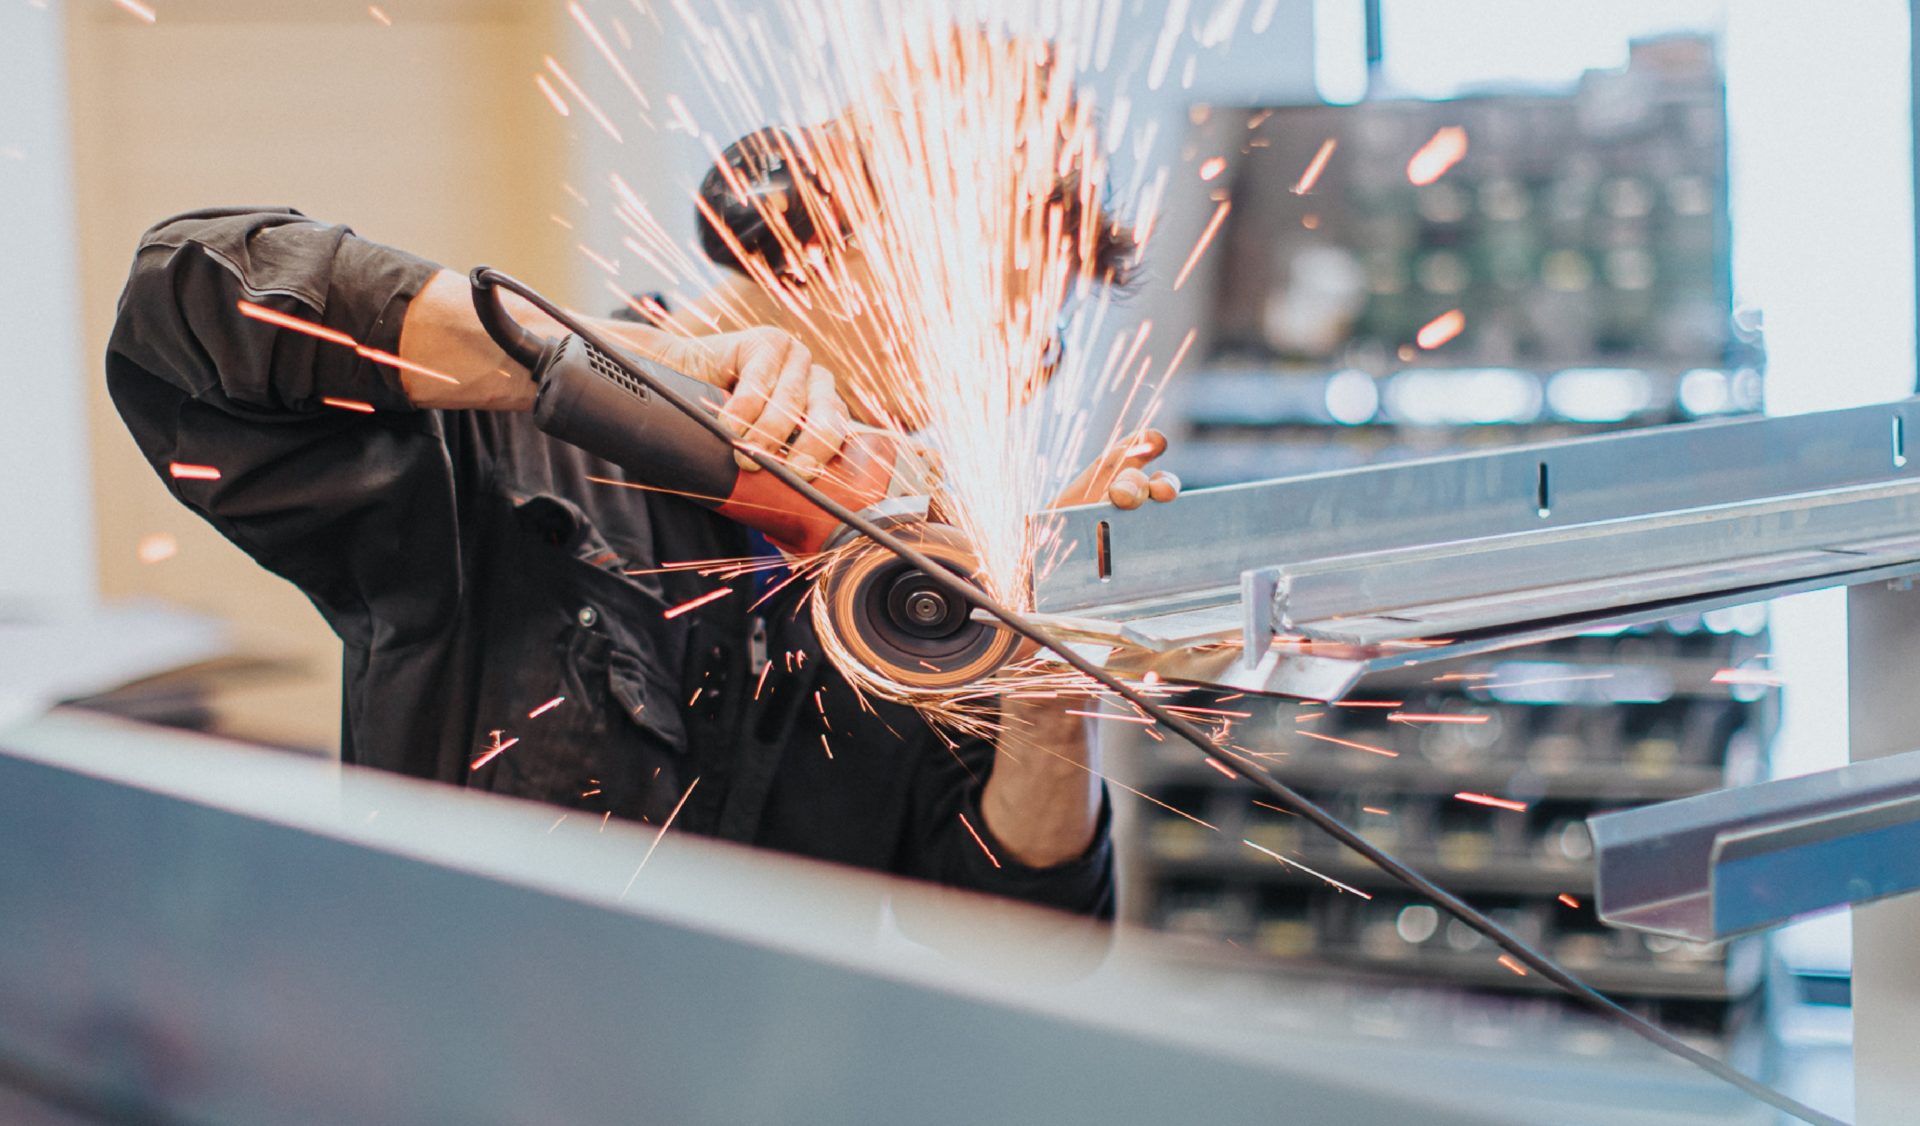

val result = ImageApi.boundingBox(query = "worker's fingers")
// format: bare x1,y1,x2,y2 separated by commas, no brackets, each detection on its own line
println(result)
785,365,852,480
718,329,804,471
1147,470,1181,504
1051,429,1171,508
734,333,812,472
1107,466,1152,509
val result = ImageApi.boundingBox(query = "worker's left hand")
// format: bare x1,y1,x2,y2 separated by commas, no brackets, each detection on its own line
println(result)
622,325,852,480
1052,429,1181,510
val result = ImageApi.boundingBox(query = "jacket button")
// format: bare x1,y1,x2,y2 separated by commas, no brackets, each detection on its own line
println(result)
576,606,599,628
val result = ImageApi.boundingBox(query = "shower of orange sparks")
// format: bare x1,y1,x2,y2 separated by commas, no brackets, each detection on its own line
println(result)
1455,792,1528,812
114,0,156,23
1407,126,1468,186
957,811,1001,868
168,462,221,481
1290,137,1336,195
1172,200,1231,291
621,777,701,897
1417,309,1466,350
663,587,733,619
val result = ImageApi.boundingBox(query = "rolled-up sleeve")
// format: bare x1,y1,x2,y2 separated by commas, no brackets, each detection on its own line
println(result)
105,207,464,650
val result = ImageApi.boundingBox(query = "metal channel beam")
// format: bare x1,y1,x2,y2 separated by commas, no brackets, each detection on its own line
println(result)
0,710,1764,1126
1039,397,1919,616
1588,747,1920,941
1020,398,1920,700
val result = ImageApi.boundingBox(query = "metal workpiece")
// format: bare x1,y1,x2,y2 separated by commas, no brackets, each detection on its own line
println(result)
0,711,1758,1126
1029,397,1920,699
1588,746,1920,942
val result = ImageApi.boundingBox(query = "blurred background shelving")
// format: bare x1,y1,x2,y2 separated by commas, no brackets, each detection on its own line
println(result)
1114,33,1784,1053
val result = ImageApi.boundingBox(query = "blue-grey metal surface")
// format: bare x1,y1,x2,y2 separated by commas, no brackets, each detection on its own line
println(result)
1589,745,1920,941
1039,397,1920,615
0,710,1770,1126
1020,397,1920,700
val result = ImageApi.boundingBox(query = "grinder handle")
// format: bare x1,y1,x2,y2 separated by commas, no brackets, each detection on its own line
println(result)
470,270,879,555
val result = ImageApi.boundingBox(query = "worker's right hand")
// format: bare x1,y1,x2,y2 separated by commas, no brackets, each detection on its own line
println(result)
636,327,853,481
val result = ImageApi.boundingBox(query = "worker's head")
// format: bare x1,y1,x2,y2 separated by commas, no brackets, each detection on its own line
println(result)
690,29,1138,429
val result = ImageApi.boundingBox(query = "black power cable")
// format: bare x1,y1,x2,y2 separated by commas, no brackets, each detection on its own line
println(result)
473,267,1843,1126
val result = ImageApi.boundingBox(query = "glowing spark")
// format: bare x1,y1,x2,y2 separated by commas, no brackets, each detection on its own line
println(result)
113,0,156,23
1713,668,1785,687
568,2,650,110
1416,309,1466,351
168,462,221,481
237,300,459,385
1251,800,1296,817
1202,756,1237,779
1455,792,1528,812
1172,199,1231,291
1362,806,1390,816
957,812,1001,869
469,732,519,771
1242,839,1371,898
754,662,773,699
1387,712,1489,725
1293,711,1324,722
136,533,177,564
545,56,623,142
1434,672,1496,682
1064,709,1155,725
1297,729,1398,758
367,5,391,25
237,300,355,346
621,777,700,897
528,696,565,719
663,587,732,619
1557,893,1581,909
1290,137,1336,195
1198,156,1226,181
1479,672,1615,690
548,814,569,833
1497,954,1529,977
550,213,574,230
1333,700,1402,709
321,397,375,414
534,73,572,118
581,788,602,797
1407,126,1469,186
578,242,621,276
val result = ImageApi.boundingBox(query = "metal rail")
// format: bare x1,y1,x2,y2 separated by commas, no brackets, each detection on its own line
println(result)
1030,397,1920,699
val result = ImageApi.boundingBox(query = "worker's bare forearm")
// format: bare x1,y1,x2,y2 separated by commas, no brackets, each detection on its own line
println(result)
396,268,672,411
982,699,1102,868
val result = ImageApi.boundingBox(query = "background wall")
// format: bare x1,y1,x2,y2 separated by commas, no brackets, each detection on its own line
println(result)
63,0,575,749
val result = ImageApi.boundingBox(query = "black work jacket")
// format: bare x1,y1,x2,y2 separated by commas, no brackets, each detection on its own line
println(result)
105,207,1111,917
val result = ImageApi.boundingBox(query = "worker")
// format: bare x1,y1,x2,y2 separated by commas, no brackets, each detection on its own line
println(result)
104,153,1174,920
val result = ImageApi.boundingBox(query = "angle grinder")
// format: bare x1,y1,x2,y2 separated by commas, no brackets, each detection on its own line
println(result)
470,270,1019,690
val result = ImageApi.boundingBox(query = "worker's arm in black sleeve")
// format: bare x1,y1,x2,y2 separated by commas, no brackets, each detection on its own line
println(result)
105,207,473,648
901,718,1116,919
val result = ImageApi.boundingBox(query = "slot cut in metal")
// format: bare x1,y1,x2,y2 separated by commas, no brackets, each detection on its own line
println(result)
1096,520,1113,581
1536,462,1551,518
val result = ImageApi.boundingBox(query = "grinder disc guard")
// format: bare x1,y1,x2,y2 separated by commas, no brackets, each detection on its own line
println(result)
815,522,1020,691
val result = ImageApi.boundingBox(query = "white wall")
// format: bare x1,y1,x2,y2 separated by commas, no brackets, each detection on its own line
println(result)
0,2,95,617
